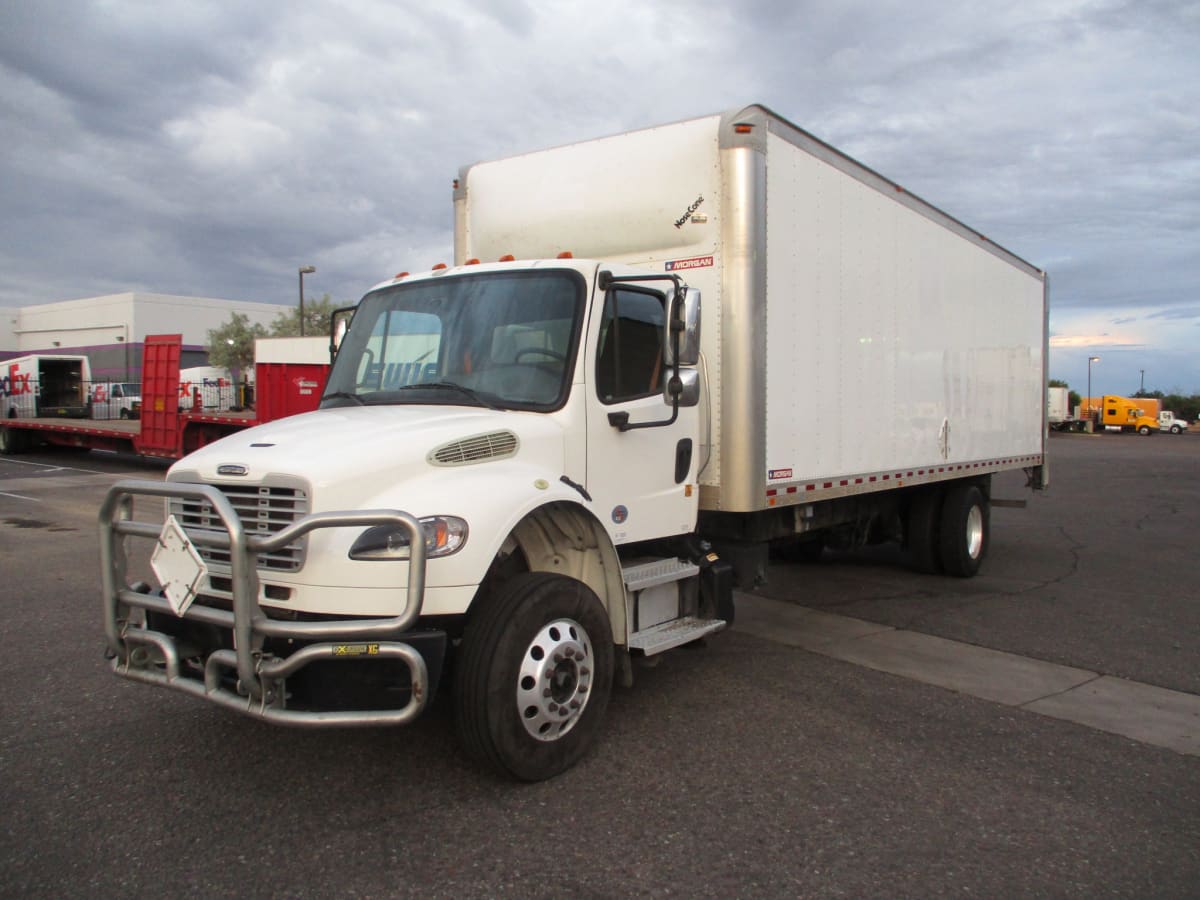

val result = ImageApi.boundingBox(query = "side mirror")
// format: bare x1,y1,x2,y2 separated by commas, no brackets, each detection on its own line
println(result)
330,305,356,357
662,367,700,408
663,288,701,367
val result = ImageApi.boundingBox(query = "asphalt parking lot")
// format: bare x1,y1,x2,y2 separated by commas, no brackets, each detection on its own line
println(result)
1,434,1197,897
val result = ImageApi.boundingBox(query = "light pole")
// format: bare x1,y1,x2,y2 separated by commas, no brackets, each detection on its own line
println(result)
299,265,316,336
1087,356,1100,426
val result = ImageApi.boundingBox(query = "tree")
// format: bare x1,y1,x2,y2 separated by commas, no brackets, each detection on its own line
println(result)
270,293,339,337
206,312,268,382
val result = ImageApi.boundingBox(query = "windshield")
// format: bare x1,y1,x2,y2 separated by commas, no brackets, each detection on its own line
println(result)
322,269,585,412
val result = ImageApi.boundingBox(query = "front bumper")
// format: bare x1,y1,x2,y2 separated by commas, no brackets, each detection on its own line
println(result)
100,479,434,727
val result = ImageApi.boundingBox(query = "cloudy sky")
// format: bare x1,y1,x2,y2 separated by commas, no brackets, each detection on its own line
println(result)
2,0,1197,394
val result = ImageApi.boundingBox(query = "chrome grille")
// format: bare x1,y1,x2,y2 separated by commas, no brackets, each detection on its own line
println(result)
169,484,310,571
429,430,519,466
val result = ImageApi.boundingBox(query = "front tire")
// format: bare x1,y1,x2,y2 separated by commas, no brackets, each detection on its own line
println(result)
455,572,614,781
939,483,989,578
1138,425,1152,435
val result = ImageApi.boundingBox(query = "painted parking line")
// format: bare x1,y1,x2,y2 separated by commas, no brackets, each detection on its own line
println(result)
733,593,1200,757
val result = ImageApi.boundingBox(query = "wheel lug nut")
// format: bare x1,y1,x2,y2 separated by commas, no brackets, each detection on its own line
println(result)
548,703,559,713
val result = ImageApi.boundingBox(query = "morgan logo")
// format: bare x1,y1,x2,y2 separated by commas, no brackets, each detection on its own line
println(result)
768,468,793,481
665,255,714,272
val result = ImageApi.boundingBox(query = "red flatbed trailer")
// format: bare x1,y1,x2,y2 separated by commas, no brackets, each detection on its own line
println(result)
0,334,328,458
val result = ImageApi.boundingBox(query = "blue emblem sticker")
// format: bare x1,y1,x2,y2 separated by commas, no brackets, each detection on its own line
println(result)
611,505,628,524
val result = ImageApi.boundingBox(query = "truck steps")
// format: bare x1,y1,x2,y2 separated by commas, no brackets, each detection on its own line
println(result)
628,616,725,654
621,557,699,591
621,557,725,655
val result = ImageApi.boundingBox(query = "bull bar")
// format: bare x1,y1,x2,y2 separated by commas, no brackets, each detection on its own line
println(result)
99,479,430,726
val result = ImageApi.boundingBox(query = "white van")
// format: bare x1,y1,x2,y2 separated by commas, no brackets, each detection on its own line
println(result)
89,382,141,420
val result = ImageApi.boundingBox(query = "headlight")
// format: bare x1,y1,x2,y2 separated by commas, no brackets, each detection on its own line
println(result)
349,515,468,561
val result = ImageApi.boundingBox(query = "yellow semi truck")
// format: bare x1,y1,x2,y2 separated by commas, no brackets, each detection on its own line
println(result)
1097,395,1158,435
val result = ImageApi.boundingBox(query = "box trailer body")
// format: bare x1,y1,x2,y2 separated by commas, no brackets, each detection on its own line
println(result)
2,354,91,419
97,105,1047,781
178,366,237,411
1047,386,1072,430
456,105,1047,517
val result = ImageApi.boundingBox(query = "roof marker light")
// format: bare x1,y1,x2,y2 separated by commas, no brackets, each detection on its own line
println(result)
394,271,410,279
557,251,573,259
432,263,448,270
465,258,480,265
499,254,515,262
734,123,753,134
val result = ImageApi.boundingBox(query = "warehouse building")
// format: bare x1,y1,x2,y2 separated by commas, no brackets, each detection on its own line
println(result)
0,292,284,381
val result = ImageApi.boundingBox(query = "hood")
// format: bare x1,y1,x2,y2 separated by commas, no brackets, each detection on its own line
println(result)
169,405,566,507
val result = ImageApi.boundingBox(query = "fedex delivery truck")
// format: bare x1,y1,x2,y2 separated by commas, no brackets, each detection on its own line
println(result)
2,354,91,419
100,105,1047,781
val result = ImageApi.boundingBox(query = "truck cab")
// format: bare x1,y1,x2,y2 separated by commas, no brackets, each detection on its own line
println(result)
1099,395,1158,435
102,258,719,782
1159,411,1189,434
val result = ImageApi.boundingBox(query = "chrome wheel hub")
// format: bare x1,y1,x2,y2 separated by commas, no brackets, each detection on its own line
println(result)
517,617,593,741
966,505,984,559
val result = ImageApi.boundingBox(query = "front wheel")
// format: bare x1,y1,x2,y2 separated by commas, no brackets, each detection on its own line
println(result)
455,572,614,781
1138,425,1152,435
1171,425,1182,434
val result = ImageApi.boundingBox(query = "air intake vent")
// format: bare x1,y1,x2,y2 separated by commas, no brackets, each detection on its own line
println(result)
429,431,519,466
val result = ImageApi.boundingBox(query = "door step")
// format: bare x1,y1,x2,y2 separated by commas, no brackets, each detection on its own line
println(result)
621,557,699,591
628,616,725,655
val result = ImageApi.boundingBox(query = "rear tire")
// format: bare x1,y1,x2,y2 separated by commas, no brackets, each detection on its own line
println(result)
0,426,26,455
938,483,989,578
455,572,613,781
906,488,943,574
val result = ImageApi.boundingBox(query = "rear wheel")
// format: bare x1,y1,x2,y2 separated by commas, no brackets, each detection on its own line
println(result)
455,572,613,781
0,425,26,455
938,483,989,577
905,488,943,574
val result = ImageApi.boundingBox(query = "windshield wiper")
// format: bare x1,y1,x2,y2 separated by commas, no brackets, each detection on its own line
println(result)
321,391,366,406
395,381,504,411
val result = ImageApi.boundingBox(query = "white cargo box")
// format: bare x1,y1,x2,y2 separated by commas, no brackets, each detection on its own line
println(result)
456,104,1047,513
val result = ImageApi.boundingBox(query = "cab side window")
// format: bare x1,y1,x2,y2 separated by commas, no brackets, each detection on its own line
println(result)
595,287,665,404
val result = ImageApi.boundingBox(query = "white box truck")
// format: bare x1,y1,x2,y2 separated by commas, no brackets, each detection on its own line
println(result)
101,105,1048,780
3,354,91,419
1047,386,1073,431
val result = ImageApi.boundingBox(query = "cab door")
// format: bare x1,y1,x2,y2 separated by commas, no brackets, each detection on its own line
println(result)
584,281,699,545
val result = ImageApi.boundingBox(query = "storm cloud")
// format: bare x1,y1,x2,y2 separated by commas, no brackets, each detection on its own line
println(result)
1,0,1197,393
